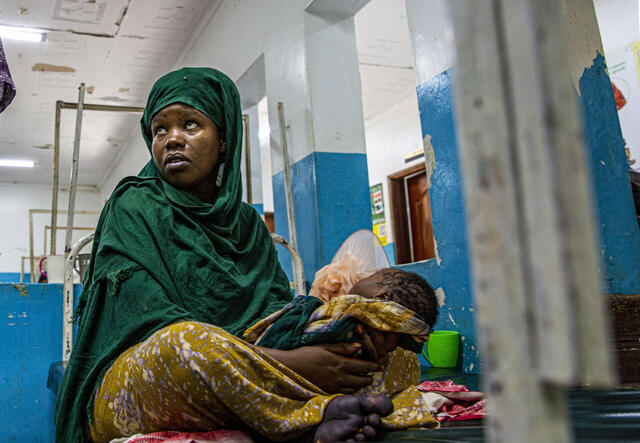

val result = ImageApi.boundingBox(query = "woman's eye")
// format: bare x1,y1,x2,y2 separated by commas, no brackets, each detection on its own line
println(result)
185,121,198,130
155,126,167,136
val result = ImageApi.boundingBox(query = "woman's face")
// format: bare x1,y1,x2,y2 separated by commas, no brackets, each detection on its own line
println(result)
151,103,224,201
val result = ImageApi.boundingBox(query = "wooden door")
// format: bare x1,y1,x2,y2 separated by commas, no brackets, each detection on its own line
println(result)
389,163,435,264
263,212,275,233
406,172,435,261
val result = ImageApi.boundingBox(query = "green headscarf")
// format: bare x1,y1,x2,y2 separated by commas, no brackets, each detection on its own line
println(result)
55,68,292,442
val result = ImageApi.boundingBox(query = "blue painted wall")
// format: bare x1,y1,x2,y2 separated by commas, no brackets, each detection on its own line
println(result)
252,203,264,215
272,152,372,284
269,56,639,373
0,283,81,440
401,70,478,372
383,243,396,266
0,273,31,283
271,77,478,371
579,53,640,295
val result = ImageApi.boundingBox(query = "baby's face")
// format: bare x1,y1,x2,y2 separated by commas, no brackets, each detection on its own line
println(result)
350,269,405,362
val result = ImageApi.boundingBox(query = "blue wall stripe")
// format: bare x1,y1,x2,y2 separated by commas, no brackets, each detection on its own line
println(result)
579,53,640,294
0,283,81,440
314,152,372,267
383,243,396,266
252,203,264,215
406,70,477,372
0,272,31,283
273,153,319,283
272,152,371,285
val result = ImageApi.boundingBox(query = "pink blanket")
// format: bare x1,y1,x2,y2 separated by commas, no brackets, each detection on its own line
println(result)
117,430,253,443
416,380,487,422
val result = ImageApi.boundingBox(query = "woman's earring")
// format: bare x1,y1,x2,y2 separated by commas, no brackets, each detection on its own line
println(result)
216,161,225,187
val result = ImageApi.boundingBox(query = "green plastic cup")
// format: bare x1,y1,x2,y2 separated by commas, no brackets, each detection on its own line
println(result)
422,330,460,368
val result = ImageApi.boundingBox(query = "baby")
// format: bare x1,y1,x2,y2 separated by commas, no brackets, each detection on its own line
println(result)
347,267,439,362
245,266,439,363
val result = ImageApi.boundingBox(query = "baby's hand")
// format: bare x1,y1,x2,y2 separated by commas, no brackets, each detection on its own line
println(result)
354,324,400,363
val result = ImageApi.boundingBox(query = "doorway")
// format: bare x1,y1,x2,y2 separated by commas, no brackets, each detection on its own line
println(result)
389,163,435,264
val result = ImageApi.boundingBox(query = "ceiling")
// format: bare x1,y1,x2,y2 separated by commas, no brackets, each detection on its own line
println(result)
0,0,417,188
0,0,217,187
355,0,417,123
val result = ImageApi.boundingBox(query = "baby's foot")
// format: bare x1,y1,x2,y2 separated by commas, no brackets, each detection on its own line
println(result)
314,394,393,443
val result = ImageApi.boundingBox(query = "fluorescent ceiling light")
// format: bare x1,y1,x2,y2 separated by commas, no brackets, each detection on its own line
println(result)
0,25,45,42
0,159,34,168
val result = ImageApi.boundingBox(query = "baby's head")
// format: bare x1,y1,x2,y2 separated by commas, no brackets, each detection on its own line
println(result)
350,268,439,328
349,268,439,362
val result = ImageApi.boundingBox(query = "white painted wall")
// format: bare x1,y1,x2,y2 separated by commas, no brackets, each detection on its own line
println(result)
99,121,149,202
100,0,372,201
99,0,300,197
405,0,454,85
594,0,639,54
259,97,274,212
0,183,102,274
363,95,425,245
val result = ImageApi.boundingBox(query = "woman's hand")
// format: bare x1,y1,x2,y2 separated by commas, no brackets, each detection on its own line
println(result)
260,343,383,394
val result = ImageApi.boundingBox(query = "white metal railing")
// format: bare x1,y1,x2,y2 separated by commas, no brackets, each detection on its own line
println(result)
62,232,94,362
271,233,306,295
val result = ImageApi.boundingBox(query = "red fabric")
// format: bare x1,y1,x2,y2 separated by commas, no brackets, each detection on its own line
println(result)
417,380,487,422
125,430,252,443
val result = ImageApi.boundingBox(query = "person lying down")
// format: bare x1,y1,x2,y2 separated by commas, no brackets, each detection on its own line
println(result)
244,266,440,431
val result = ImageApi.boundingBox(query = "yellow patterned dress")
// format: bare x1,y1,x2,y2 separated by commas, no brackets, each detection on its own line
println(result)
90,297,438,442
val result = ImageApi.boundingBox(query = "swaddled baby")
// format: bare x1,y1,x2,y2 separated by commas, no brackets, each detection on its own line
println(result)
244,260,439,363
243,262,442,430
343,267,439,362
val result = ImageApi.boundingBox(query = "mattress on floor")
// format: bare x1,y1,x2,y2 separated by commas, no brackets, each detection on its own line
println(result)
376,368,640,442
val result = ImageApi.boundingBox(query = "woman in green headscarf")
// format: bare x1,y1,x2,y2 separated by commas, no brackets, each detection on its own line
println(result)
54,68,392,443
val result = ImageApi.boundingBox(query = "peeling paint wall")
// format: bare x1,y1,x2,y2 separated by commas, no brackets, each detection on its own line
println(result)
0,283,81,440
579,53,640,294
566,0,640,294
405,0,478,372
402,70,478,372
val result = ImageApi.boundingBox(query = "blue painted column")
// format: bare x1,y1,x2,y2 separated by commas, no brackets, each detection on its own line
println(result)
566,0,640,294
401,0,640,375
268,1,372,283
405,0,478,372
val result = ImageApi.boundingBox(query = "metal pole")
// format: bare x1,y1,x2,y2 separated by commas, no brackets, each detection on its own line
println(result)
272,234,305,295
63,232,94,361
277,102,306,295
50,101,142,258
29,209,35,282
58,102,144,113
62,82,85,362
64,84,85,257
242,114,253,204
50,101,62,256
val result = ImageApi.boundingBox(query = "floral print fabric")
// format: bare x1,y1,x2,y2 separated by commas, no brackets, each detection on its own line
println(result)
91,321,437,442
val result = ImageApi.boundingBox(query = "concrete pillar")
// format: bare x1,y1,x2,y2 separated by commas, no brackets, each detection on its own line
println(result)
404,0,478,372
266,0,372,284
402,0,640,375
565,0,640,295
